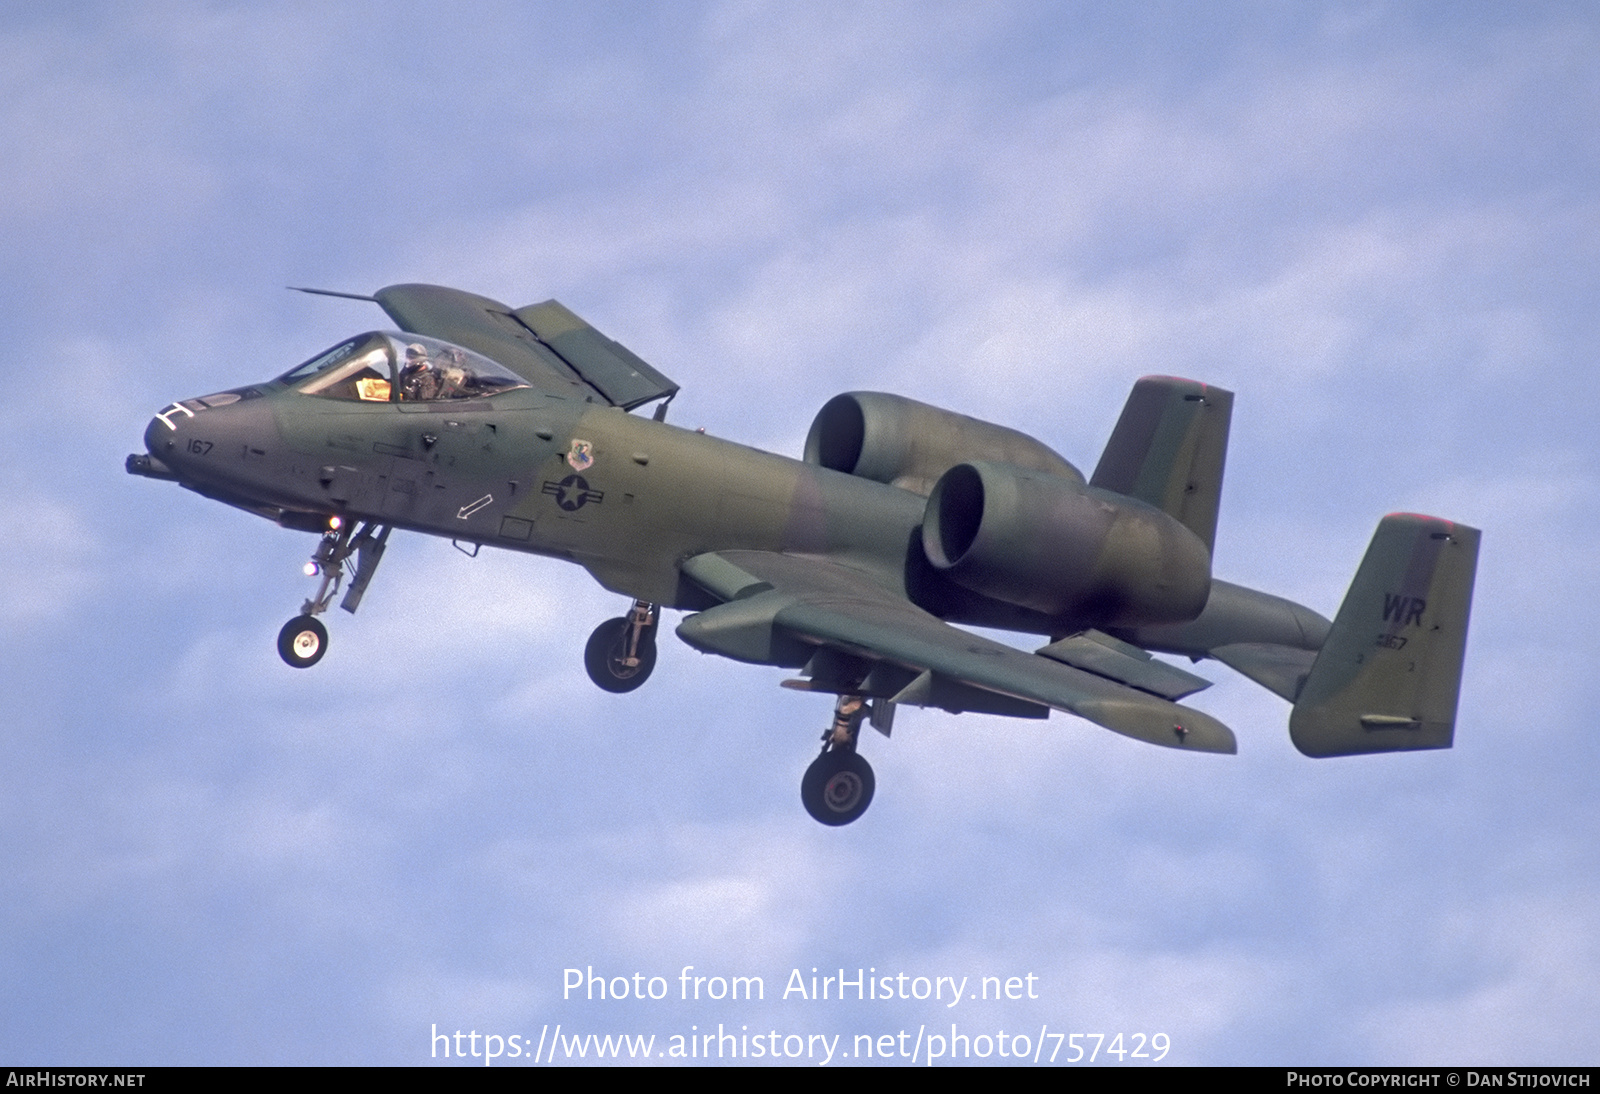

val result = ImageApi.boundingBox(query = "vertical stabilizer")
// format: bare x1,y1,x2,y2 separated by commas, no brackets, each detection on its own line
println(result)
1289,514,1480,757
1090,377,1233,554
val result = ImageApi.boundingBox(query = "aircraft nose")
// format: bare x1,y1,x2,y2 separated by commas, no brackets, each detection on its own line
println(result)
125,403,194,481
145,401,195,455
129,390,283,488
145,410,170,453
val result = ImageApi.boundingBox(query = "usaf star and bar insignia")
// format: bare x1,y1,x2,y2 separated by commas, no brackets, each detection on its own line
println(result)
543,474,604,512
545,439,603,511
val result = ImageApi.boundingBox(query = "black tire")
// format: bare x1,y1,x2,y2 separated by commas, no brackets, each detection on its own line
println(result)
584,617,657,693
278,615,328,669
801,749,875,826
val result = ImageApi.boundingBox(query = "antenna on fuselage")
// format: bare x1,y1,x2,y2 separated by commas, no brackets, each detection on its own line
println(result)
287,286,379,302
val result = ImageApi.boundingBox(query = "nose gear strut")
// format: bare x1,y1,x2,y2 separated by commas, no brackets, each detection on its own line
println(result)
277,519,391,668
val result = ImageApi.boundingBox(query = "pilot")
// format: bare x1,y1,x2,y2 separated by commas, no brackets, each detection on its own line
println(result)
435,346,469,399
399,343,440,401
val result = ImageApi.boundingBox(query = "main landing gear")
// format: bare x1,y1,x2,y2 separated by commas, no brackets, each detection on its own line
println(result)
277,517,391,668
801,695,877,826
584,600,659,692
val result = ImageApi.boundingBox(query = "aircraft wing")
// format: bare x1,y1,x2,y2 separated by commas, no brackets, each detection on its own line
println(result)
677,551,1236,754
371,283,679,411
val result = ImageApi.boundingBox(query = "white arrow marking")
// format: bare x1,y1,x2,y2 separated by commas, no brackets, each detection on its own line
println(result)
457,494,493,519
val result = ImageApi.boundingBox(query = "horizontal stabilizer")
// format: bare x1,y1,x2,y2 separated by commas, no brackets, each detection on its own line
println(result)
1211,642,1318,703
1289,514,1480,757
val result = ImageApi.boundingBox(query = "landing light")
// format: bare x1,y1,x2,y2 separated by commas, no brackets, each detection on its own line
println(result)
327,515,343,531
303,562,319,577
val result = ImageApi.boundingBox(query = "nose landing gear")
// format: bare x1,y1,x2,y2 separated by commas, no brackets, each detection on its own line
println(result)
277,518,390,668
801,695,877,826
278,615,328,668
584,600,659,692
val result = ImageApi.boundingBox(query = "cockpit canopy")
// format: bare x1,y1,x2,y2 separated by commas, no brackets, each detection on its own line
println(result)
277,332,530,403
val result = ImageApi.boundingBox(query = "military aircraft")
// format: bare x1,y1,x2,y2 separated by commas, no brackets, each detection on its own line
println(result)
127,283,1479,826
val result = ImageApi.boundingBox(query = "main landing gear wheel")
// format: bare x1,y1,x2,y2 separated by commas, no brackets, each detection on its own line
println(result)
801,749,875,826
278,615,328,669
584,616,657,693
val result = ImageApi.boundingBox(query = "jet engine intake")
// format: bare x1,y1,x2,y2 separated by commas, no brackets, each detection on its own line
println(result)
804,392,1083,497
921,460,1212,626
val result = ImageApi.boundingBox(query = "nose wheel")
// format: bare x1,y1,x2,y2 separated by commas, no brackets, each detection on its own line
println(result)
584,600,659,692
276,518,390,668
278,616,328,669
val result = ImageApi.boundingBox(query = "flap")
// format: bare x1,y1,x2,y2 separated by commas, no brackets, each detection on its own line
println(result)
1036,630,1212,700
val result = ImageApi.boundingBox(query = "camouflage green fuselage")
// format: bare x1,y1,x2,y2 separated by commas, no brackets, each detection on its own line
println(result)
156,384,929,607
151,378,1235,642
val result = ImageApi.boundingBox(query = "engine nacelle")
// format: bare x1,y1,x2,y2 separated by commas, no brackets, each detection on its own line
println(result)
804,391,1083,497
922,460,1212,626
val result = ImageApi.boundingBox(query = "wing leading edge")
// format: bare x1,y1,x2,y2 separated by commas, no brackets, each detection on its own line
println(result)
677,551,1236,755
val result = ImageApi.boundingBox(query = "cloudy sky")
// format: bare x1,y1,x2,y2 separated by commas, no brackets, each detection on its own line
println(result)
3,0,1597,1066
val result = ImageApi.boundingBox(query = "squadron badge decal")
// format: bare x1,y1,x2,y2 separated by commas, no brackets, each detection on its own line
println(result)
566,439,595,472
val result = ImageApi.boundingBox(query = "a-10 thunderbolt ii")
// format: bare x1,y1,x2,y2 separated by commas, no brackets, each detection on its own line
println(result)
127,283,1479,826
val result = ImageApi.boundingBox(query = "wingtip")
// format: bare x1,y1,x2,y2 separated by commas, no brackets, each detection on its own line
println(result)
1151,697,1239,754
1178,713,1238,755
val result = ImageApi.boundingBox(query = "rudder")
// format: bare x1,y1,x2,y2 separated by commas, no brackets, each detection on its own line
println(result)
1090,377,1233,554
1289,514,1480,757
